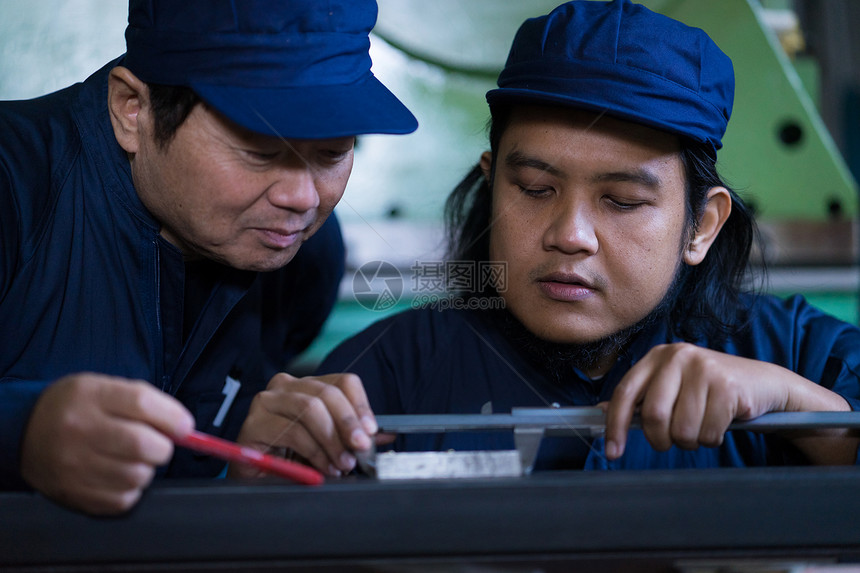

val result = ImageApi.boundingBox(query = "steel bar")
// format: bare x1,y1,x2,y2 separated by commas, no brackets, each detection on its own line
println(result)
375,408,860,435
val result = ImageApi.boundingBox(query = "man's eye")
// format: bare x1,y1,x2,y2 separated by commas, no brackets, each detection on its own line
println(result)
606,196,645,210
246,150,279,161
518,186,552,198
321,148,351,162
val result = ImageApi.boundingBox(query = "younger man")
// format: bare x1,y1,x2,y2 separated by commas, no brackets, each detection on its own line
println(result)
283,0,860,472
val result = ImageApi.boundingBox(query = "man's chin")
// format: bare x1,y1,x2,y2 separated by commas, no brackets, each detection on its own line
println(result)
497,308,665,380
514,315,616,346
527,327,614,347
208,249,299,273
245,255,298,273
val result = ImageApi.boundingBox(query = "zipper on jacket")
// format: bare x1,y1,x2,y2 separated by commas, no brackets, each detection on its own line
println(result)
153,241,171,393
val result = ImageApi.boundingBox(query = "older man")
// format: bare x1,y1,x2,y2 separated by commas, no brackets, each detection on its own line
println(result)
0,0,416,514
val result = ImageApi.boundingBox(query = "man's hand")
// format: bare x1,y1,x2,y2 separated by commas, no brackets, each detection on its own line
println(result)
20,373,195,515
231,372,379,478
603,343,857,464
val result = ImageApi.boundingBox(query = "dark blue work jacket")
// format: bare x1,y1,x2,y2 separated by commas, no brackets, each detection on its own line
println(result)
0,59,344,488
318,296,860,470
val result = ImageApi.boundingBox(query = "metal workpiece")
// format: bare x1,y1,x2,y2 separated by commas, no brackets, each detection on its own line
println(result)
375,408,860,434
372,408,860,477
376,408,606,434
374,449,522,479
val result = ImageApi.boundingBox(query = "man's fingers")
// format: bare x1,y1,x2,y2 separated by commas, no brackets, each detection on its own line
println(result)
69,464,151,516
98,379,195,438
230,421,342,478
236,371,377,478
91,419,176,466
83,451,157,491
264,410,349,476
279,422,347,476
21,373,193,516
314,381,372,451
636,371,686,452
605,369,649,459
606,345,687,458
333,373,378,435
250,383,360,472
697,388,735,447
668,383,708,450
272,373,375,450
40,446,157,515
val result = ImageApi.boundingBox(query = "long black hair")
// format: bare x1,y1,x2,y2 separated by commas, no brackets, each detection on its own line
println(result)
444,104,761,342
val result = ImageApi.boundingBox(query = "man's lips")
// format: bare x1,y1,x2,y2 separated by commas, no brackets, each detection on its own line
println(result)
537,271,595,289
536,272,598,302
256,227,305,249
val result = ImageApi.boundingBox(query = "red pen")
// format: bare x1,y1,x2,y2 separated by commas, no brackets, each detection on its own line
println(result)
174,430,324,486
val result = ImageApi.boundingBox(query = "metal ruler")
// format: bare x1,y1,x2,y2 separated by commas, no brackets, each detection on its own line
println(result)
376,408,860,434
370,408,860,477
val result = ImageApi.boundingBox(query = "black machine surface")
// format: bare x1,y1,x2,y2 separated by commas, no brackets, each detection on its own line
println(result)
2,466,860,572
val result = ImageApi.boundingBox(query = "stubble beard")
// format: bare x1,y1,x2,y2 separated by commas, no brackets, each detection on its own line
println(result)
497,264,687,382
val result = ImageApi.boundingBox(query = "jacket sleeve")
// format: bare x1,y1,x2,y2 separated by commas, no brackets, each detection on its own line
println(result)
0,157,19,300
786,295,860,465
0,378,50,489
0,152,40,489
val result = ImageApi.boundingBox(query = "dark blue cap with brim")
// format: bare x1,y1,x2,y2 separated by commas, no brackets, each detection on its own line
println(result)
124,0,417,139
486,0,734,158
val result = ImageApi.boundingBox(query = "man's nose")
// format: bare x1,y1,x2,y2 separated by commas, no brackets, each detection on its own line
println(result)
543,199,599,255
268,165,320,213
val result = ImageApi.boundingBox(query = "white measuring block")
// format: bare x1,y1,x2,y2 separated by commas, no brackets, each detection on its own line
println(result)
375,450,522,480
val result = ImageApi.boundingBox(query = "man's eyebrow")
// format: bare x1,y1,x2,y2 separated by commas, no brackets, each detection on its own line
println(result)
504,151,564,178
504,150,663,189
591,169,662,189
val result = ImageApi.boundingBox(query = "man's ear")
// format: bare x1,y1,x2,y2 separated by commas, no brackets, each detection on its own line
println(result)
684,186,732,266
479,151,493,182
107,66,148,154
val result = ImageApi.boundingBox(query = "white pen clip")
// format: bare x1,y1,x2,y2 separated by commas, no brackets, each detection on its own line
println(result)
213,375,241,428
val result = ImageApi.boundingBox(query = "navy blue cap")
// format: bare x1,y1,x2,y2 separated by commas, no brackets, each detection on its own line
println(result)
486,0,734,157
124,0,417,139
